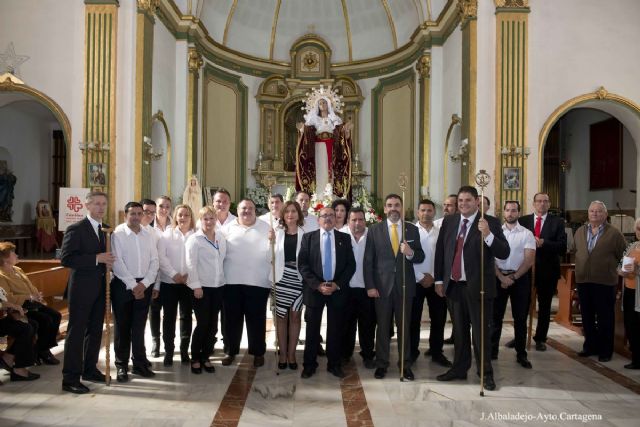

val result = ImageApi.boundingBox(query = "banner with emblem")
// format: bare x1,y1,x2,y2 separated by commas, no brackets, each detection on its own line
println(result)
58,188,89,232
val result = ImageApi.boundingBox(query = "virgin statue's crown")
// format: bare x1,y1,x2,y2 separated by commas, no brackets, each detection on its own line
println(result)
302,85,344,115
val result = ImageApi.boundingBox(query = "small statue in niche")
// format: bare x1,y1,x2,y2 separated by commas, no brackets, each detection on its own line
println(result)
0,160,16,222
182,175,203,215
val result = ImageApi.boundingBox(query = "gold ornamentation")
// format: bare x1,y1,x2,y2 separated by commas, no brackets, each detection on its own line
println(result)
495,0,529,7
381,0,398,49
188,48,203,73
416,55,431,79
302,85,344,115
0,72,24,85
302,51,319,72
137,0,158,13
596,86,608,100
458,0,478,27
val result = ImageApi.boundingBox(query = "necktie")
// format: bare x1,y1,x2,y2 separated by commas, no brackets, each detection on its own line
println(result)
323,232,332,281
97,224,105,252
391,223,400,256
534,216,542,238
451,219,469,281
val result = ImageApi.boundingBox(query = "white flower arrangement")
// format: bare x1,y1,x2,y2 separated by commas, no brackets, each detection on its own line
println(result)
352,186,382,225
245,186,269,208
309,183,337,216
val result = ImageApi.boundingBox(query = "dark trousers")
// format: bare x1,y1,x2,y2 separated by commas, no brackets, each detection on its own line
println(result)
577,282,616,358
160,282,193,353
491,275,531,358
533,277,557,343
341,287,376,361
303,295,344,370
448,280,493,376
191,287,224,362
623,287,640,364
0,316,36,368
374,286,411,369
25,302,61,354
148,295,161,339
410,282,447,360
63,280,105,382
223,285,270,357
111,277,153,369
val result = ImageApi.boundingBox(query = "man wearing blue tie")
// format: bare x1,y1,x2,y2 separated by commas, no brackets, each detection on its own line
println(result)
298,207,356,379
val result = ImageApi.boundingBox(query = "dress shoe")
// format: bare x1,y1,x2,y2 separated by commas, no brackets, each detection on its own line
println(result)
221,355,235,366
317,345,326,357
39,350,60,365
505,339,516,349
10,370,40,381
424,348,432,356
577,350,595,357
253,356,265,368
484,375,496,391
624,362,640,369
191,363,202,374
598,355,612,362
62,381,90,394
180,350,190,365
535,341,547,352
82,371,107,383
163,353,173,367
203,362,215,373
443,336,454,345
132,365,155,377
328,366,345,378
288,362,298,370
143,359,152,368
436,370,467,382
516,355,533,369
0,356,13,372
278,362,288,370
301,368,315,378
432,353,453,368
374,367,387,379
116,367,129,383
402,367,415,381
363,358,376,369
151,338,160,358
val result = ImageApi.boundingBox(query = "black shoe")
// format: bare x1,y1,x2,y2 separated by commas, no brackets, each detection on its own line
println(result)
278,362,288,370
443,336,454,345
535,341,547,352
11,370,40,381
132,365,155,377
424,348,432,356
341,356,352,365
317,345,326,357
484,375,496,391
39,351,60,365
191,363,202,374
598,355,612,362
505,339,516,348
180,350,190,365
516,355,533,369
577,350,595,357
62,381,90,394
374,367,387,379
328,366,345,378
163,353,174,367
436,370,467,382
301,368,315,378
288,362,298,370
143,359,152,368
253,356,265,368
203,362,215,373
0,355,13,372
151,338,160,358
432,353,453,368
221,355,235,366
82,371,107,383
402,368,415,381
116,367,129,383
363,358,376,369
624,363,640,369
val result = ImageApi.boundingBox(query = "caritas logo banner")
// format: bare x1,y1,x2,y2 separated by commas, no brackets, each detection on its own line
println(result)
59,188,89,232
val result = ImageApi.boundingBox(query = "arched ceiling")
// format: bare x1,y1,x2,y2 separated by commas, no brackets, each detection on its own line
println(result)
171,0,450,63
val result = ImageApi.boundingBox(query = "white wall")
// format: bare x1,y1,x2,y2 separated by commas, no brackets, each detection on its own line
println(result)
0,102,58,224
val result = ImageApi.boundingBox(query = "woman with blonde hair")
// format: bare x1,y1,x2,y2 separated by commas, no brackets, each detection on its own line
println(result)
157,204,195,366
186,206,226,374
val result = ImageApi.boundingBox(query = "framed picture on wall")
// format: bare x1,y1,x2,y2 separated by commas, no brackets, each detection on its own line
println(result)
87,163,108,186
503,167,521,190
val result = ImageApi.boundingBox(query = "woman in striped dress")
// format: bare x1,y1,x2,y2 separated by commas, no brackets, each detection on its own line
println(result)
270,201,305,370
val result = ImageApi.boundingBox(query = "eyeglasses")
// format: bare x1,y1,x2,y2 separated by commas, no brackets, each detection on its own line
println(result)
143,210,156,215
319,214,335,219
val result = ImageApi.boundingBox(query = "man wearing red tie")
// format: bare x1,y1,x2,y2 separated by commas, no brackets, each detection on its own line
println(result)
517,193,567,351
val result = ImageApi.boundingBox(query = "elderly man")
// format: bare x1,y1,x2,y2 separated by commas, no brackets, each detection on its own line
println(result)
221,199,272,367
573,201,626,362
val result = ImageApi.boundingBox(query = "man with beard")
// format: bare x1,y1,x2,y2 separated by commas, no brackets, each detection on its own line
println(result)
491,201,535,369
364,194,425,380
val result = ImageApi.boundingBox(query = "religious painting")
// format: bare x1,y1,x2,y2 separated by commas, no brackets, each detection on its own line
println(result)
503,167,521,190
87,163,107,186
36,200,53,218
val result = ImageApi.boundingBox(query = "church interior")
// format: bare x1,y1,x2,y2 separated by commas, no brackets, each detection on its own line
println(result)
1,0,640,425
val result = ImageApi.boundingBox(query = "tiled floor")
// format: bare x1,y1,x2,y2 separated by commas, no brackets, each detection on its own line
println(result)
1,305,639,426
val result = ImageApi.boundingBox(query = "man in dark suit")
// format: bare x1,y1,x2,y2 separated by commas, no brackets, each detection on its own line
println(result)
60,191,115,394
298,207,356,379
434,186,510,391
364,194,425,381
518,192,567,351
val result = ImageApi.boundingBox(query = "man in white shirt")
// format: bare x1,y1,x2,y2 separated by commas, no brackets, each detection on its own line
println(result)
341,207,375,369
258,194,284,228
433,194,458,228
213,189,236,229
491,200,536,369
410,199,452,368
295,190,319,233
140,198,162,358
111,202,159,382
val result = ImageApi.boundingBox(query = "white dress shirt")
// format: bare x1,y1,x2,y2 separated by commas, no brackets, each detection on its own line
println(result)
413,222,439,282
222,219,272,288
157,228,194,284
185,229,226,289
495,223,536,271
303,214,319,233
348,228,367,288
87,215,102,239
433,217,444,228
319,229,337,279
217,213,237,230
258,212,280,229
111,223,159,290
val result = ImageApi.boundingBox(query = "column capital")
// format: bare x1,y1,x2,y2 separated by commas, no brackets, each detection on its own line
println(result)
416,54,431,79
495,0,529,8
137,0,158,15
188,47,203,74
458,0,477,28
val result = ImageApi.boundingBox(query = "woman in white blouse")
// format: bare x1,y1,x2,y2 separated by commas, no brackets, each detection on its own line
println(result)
157,204,195,366
186,206,226,374
270,201,306,370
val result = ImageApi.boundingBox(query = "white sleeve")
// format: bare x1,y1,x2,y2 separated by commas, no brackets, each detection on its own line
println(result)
141,235,159,288
111,232,136,290
185,237,201,290
158,236,179,280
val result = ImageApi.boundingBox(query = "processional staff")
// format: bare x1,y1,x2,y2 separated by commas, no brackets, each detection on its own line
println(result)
475,169,491,397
